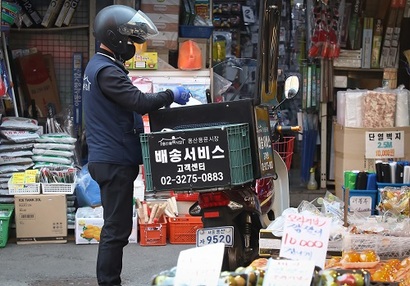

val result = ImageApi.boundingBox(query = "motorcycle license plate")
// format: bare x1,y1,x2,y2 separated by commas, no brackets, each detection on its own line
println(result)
196,226,234,247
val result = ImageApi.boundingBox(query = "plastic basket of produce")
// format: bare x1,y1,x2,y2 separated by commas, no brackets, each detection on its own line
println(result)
141,123,253,191
139,215,167,246
343,234,410,260
377,185,410,215
0,204,14,248
8,178,41,195
168,215,203,244
42,183,76,194
179,25,213,39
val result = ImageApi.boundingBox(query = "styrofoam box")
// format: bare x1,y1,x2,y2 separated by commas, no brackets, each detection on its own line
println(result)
75,207,138,244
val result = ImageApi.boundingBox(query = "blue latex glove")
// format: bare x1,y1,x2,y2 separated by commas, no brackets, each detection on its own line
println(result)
172,86,191,105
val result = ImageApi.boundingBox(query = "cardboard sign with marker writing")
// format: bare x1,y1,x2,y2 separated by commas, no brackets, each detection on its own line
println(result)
279,213,331,269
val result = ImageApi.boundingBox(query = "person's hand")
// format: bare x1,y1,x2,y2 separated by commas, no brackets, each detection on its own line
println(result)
172,86,191,105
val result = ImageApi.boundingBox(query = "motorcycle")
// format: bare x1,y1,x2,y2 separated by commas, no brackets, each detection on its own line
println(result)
187,62,300,271
143,0,300,271
145,57,300,272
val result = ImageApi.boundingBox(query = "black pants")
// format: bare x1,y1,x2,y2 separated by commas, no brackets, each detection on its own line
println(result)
88,162,139,286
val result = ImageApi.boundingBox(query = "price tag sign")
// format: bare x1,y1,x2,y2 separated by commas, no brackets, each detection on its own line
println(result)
365,130,405,159
263,259,315,286
279,213,331,269
174,243,224,286
349,196,372,216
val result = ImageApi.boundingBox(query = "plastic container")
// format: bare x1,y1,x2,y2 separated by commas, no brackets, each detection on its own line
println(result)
42,183,76,194
179,25,214,39
272,136,295,170
376,182,410,188
139,216,167,246
168,215,203,244
170,191,199,202
0,204,14,248
8,178,41,195
141,123,253,191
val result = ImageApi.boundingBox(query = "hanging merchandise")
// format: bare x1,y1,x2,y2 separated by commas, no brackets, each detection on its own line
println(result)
301,112,319,184
307,0,344,59
212,31,232,65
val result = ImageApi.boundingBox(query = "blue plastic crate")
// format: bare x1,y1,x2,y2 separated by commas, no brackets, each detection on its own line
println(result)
344,189,378,215
376,182,410,188
179,25,214,39
141,123,253,191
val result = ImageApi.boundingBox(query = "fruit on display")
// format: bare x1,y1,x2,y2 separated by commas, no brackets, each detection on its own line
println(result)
342,249,379,263
315,269,368,286
151,267,176,286
151,258,267,286
359,250,378,262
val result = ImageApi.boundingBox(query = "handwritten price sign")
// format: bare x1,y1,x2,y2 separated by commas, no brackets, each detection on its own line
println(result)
279,213,331,269
263,259,315,286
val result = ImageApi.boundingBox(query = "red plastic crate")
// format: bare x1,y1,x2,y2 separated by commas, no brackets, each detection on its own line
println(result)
170,191,199,202
139,216,167,246
168,215,203,244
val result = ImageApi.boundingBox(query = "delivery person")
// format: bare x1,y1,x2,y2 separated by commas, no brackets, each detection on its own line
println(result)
82,5,191,286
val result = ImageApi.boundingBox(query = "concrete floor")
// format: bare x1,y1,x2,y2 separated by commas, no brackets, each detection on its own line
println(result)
0,162,331,286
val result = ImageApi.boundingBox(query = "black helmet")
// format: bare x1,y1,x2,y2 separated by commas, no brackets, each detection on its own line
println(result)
93,5,158,54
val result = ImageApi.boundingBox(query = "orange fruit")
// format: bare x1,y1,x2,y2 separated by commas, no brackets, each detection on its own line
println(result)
359,249,378,262
342,250,361,262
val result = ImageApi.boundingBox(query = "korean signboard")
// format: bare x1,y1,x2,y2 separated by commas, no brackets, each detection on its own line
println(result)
254,106,275,177
147,128,232,191
365,130,405,159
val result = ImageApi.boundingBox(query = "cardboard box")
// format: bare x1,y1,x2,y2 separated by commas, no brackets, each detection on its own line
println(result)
333,123,410,198
147,31,178,50
140,0,180,14
140,0,180,51
75,207,138,244
14,194,67,244
134,52,158,70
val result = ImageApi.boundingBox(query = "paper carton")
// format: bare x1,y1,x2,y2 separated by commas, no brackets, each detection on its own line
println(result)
14,194,67,244
333,123,410,198
75,207,138,244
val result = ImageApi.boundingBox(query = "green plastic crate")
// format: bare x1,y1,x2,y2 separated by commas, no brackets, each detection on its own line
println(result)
141,123,253,191
0,204,14,248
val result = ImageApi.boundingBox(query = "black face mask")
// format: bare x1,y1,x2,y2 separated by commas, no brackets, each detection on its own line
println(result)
120,43,136,61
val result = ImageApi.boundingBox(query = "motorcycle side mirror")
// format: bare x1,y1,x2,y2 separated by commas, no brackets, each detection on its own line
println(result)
284,75,299,99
